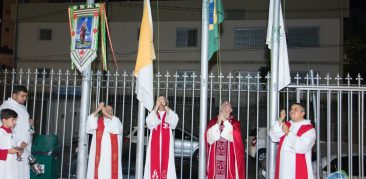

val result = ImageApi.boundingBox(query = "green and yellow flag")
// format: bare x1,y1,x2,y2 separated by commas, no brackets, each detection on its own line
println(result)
208,0,224,60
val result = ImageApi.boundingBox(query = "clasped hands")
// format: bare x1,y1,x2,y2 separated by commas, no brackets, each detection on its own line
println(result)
217,110,230,125
93,102,113,119
279,109,290,135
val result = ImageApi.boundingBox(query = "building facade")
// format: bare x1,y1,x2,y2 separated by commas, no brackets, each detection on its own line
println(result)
6,0,350,76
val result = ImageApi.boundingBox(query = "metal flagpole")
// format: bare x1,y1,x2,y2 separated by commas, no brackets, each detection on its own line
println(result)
267,0,281,178
76,0,94,178
198,0,209,178
135,101,145,179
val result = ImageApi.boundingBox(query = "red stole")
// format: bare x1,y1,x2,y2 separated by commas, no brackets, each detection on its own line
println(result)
94,116,119,179
206,116,246,179
275,122,314,179
0,126,12,161
150,112,170,179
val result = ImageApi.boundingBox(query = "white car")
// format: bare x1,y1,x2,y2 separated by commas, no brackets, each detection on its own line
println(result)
248,127,267,163
124,126,200,161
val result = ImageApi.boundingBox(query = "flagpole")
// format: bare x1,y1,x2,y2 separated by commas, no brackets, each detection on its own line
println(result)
76,1,94,179
267,0,281,178
135,101,145,179
199,0,209,178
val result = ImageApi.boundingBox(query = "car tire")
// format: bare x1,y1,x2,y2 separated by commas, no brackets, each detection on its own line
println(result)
258,149,266,164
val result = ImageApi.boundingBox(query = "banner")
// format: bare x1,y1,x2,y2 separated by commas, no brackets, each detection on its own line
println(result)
69,4,101,72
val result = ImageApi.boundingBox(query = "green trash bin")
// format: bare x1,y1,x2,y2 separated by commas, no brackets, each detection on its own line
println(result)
30,134,60,179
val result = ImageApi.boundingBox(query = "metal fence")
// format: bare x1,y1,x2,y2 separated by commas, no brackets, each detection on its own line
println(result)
0,68,365,179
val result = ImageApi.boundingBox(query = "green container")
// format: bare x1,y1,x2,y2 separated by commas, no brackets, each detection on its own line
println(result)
30,135,60,179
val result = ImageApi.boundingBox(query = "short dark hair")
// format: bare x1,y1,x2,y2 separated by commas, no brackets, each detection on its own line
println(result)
1,108,18,120
13,85,28,94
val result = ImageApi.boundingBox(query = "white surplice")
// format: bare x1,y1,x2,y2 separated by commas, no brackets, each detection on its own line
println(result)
86,114,123,179
144,111,179,179
270,119,316,179
0,98,31,179
0,127,19,179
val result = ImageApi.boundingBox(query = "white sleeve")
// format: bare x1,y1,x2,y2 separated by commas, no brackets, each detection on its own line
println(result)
105,116,123,135
165,111,179,129
146,112,161,129
85,114,98,134
220,121,233,142
269,121,285,142
284,128,316,154
207,124,221,145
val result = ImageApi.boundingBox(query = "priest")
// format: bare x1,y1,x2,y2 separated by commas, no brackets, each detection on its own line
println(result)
144,96,179,179
0,85,32,179
206,100,245,179
86,102,123,179
270,103,316,179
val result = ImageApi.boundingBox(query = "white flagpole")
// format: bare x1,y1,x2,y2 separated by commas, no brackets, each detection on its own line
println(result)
267,0,281,178
198,0,209,178
76,1,94,179
135,101,146,178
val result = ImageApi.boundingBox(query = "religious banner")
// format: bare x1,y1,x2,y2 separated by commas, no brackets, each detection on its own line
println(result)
69,3,118,72
68,4,100,72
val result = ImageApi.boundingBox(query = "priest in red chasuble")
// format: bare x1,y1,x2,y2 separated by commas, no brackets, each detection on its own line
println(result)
144,96,179,179
206,101,245,179
86,102,123,179
270,103,316,179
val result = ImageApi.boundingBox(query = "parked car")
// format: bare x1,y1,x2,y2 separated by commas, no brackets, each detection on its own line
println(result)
313,154,366,178
123,126,200,161
247,127,267,163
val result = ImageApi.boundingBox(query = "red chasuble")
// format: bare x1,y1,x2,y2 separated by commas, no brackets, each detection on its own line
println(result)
150,112,170,179
206,116,246,179
94,116,119,179
275,122,314,179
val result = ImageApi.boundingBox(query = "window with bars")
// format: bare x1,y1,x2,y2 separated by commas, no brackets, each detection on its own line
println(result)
234,27,266,48
287,27,319,48
176,28,198,47
39,29,52,41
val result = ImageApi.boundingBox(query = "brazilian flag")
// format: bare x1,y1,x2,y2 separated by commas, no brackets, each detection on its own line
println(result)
208,0,224,60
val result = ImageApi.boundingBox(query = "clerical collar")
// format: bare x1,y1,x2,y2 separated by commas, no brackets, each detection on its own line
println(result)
0,125,12,134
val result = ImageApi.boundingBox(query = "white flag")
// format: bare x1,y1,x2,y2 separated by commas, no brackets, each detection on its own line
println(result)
266,0,291,91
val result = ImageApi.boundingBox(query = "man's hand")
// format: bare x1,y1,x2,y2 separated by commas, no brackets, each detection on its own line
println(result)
279,109,286,122
281,122,290,134
97,102,105,111
93,102,105,116
8,148,20,155
164,105,171,112
29,118,34,126
19,142,28,149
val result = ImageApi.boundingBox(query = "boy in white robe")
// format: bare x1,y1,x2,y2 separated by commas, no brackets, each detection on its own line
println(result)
270,103,316,179
86,102,123,179
0,108,27,179
0,85,32,179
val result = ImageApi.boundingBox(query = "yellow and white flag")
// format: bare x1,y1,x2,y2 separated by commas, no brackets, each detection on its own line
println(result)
134,0,155,111
266,0,291,91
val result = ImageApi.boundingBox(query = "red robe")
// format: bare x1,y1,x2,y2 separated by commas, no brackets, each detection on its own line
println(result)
206,116,245,179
